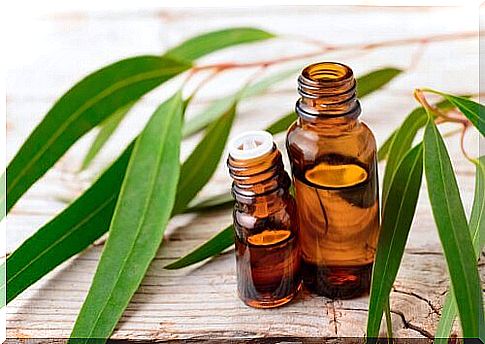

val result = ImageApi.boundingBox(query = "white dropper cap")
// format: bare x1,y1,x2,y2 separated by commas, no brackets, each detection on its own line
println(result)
228,130,274,160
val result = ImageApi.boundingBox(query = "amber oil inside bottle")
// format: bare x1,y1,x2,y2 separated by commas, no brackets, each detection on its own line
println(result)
227,131,301,308
286,62,380,299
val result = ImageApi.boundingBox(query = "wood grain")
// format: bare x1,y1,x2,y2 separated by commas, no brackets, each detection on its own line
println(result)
5,6,482,341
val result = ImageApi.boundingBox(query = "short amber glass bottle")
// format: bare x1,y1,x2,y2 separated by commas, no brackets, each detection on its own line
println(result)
227,131,301,308
286,62,380,299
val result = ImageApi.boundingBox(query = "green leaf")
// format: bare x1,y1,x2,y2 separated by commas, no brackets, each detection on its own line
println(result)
182,68,297,137
0,144,133,305
266,67,403,135
367,143,424,338
435,156,485,341
165,27,274,62
2,56,190,215
377,131,396,162
3,96,236,306
70,92,183,341
80,103,133,170
381,100,455,205
173,103,237,214
356,67,402,98
77,27,274,170
1,27,276,305
384,300,393,339
164,225,234,269
2,100,234,305
423,119,484,338
184,192,233,213
266,111,297,135
425,89,485,137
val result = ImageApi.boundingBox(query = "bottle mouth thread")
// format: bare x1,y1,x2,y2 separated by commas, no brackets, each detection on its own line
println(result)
296,62,360,119
227,131,289,197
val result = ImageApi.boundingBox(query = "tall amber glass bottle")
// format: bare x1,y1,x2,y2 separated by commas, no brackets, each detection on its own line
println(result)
227,131,301,308
286,62,380,299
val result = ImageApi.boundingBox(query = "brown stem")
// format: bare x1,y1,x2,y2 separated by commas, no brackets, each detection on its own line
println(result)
415,89,470,125
460,123,475,163
192,31,478,73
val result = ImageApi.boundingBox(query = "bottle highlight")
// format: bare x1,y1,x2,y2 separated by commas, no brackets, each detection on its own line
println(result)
227,131,301,308
286,62,380,299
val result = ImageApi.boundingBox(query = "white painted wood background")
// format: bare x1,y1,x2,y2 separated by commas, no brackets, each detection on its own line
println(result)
5,6,483,340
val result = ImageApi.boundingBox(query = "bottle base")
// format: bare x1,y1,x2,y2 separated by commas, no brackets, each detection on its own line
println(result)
302,261,372,299
240,282,302,309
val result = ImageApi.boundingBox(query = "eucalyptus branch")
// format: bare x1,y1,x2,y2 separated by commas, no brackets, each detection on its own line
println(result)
191,31,477,74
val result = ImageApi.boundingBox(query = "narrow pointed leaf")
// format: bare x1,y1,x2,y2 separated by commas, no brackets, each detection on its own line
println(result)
384,300,393,339
266,111,297,135
367,143,424,338
356,67,402,98
80,103,133,170
377,99,456,164
165,225,234,269
70,92,183,341
435,156,485,341
423,119,484,338
184,192,233,213
377,131,396,161
2,27,276,304
3,97,236,305
173,104,237,214
2,56,190,215
0,144,133,304
425,90,484,136
165,27,274,62
381,100,455,205
182,68,296,137
78,27,274,170
266,67,402,135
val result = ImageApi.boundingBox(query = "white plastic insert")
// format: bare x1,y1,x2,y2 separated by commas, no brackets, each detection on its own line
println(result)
228,130,274,160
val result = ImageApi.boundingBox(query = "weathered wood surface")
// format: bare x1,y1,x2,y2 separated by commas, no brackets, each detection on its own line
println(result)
5,6,483,341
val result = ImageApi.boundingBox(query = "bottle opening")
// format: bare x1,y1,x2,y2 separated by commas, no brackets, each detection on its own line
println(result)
301,62,353,84
296,61,359,118
228,130,274,160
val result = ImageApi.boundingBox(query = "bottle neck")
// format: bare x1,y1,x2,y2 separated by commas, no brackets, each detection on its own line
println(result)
227,146,290,204
295,62,361,123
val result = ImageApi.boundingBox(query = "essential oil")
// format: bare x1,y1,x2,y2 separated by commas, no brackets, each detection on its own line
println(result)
286,62,380,299
227,131,301,308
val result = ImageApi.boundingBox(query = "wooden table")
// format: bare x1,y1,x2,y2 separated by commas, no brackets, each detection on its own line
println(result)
5,6,483,341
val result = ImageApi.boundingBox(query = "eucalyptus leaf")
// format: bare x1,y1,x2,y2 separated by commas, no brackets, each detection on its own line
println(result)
165,27,274,62
3,97,238,306
80,103,134,170
367,143,424,338
165,225,234,269
423,119,484,338
2,56,190,215
381,100,455,205
377,131,396,162
266,67,403,136
2,25,272,304
356,67,402,98
0,143,133,304
184,191,233,213
424,89,485,137
266,111,297,135
182,68,297,137
70,92,183,341
434,156,485,341
78,27,274,169
384,300,393,339
0,95,234,303
173,103,237,214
